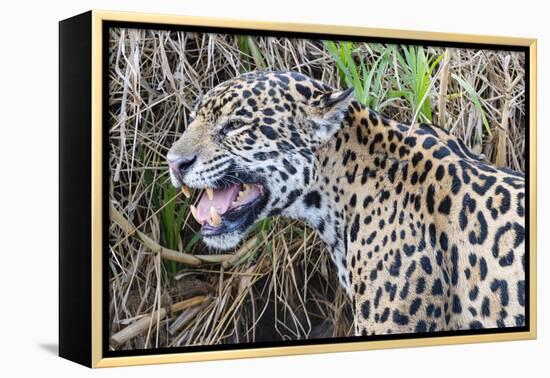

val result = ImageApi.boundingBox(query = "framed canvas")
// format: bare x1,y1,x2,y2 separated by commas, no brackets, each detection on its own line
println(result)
59,10,537,368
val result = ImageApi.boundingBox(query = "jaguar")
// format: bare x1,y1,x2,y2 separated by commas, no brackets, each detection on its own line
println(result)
167,70,526,335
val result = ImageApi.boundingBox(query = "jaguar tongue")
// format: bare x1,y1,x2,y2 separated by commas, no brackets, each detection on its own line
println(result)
196,184,241,224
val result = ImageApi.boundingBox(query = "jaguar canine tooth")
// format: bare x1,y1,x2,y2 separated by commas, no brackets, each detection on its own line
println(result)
210,206,221,226
190,205,200,223
181,185,191,198
206,188,214,201
243,184,250,191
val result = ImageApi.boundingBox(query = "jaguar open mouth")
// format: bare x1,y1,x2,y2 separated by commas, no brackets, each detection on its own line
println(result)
182,182,268,237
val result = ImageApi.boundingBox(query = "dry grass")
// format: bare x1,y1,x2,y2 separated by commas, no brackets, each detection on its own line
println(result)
107,27,525,350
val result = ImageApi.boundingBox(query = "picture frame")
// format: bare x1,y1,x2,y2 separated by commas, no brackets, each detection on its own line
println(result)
59,10,537,368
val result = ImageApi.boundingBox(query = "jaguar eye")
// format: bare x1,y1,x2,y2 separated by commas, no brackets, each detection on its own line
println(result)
221,119,243,134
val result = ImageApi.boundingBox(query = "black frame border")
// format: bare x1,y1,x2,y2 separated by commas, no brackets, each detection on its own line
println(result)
59,11,93,367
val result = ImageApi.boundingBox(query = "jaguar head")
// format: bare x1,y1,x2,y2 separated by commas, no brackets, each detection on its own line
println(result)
167,71,353,250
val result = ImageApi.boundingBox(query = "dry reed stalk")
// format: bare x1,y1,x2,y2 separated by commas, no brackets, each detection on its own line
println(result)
496,92,511,167
437,49,452,127
110,296,208,347
110,308,167,348
221,236,259,269
110,201,233,265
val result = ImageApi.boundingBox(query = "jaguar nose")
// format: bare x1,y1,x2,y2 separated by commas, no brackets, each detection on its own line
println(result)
168,155,197,182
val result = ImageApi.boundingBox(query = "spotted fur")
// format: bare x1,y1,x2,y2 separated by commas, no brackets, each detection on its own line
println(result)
168,71,526,335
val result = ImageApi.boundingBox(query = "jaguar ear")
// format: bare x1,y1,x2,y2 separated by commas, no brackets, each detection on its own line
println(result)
310,87,355,143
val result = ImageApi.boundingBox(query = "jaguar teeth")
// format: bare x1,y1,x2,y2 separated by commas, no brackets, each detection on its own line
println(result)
210,206,221,226
190,205,200,223
206,188,214,201
181,185,191,198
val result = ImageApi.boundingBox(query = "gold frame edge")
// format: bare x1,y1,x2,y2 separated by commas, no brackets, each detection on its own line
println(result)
89,9,537,368
91,10,104,368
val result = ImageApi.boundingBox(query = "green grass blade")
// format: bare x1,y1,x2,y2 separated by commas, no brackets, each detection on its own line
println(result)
237,35,251,71
363,48,391,107
324,41,351,87
451,73,492,136
246,36,266,68
184,231,202,253
342,42,363,97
